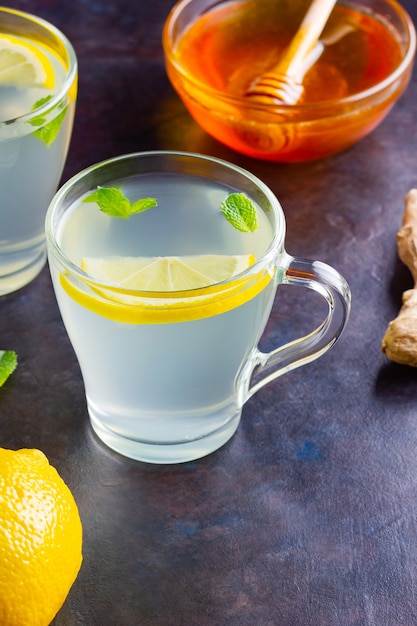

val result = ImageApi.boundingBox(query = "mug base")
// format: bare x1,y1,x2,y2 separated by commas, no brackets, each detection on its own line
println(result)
89,409,241,464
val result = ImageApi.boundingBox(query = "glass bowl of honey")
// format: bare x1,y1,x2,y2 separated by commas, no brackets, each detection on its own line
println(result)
162,0,416,162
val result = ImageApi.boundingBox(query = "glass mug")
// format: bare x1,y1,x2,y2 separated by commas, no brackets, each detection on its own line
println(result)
45,151,351,464
0,8,77,295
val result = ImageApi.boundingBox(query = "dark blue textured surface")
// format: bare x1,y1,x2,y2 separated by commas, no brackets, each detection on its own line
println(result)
1,0,417,624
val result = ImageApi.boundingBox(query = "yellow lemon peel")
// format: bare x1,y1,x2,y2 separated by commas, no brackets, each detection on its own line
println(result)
0,447,82,626
0,34,55,89
60,254,274,323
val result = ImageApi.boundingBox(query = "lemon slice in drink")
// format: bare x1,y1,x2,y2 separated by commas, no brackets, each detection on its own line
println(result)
81,254,255,291
60,253,273,324
0,34,55,89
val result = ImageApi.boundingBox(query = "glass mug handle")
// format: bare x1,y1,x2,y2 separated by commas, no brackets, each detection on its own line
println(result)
238,254,351,404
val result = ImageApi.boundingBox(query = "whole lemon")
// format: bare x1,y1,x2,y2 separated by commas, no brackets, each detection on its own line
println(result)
0,447,82,626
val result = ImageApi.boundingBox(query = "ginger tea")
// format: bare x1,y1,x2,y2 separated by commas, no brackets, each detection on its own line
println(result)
48,157,276,463
0,10,77,294
47,152,351,463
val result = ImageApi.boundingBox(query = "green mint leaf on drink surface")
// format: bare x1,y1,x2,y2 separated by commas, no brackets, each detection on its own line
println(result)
83,186,158,219
220,193,258,232
0,351,17,387
30,96,68,147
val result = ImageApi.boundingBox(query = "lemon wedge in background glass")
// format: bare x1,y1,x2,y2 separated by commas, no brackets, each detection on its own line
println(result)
60,253,273,324
0,34,55,89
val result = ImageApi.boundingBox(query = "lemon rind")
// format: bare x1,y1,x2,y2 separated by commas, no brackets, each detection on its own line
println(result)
59,269,273,324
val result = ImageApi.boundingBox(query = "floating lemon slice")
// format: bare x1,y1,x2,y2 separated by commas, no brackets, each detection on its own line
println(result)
60,254,273,324
81,254,256,291
0,34,55,89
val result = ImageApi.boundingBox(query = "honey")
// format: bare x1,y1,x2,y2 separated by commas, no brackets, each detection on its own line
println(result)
175,0,403,104
166,0,412,161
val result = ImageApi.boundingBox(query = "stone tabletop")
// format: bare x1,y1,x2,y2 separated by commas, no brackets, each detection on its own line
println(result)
1,0,417,624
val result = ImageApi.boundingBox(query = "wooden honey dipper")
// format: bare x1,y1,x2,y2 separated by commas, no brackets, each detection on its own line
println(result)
245,0,338,105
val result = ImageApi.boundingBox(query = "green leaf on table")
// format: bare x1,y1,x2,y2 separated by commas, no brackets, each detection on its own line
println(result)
83,186,158,219
30,96,68,147
220,193,259,232
0,351,17,387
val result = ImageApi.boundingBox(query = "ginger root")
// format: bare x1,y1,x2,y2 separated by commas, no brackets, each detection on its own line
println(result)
382,189,417,366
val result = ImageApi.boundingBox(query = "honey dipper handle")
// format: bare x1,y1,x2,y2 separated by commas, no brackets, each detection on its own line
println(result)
278,0,337,79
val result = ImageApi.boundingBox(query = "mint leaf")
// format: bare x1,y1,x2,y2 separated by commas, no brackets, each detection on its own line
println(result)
130,197,158,214
84,187,130,218
220,193,258,232
0,351,17,387
29,95,52,127
84,186,158,219
32,108,67,147
30,96,68,147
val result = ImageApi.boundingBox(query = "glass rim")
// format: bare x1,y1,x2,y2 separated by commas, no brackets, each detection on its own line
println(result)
0,6,78,127
45,150,286,297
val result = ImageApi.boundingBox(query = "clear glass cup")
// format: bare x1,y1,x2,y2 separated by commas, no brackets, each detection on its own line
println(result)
46,151,351,464
0,8,77,295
